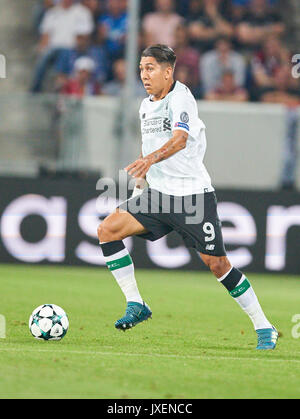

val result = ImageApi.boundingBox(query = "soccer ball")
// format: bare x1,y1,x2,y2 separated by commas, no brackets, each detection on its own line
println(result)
29,304,69,341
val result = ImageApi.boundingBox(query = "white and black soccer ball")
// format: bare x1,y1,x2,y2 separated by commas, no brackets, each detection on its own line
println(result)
29,304,69,341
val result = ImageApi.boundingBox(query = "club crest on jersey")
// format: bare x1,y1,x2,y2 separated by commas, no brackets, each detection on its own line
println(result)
180,112,189,123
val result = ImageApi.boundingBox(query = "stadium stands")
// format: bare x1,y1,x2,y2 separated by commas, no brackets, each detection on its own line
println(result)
0,0,299,188
27,0,299,103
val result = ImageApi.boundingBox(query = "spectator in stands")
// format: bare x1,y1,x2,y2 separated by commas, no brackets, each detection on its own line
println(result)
173,24,200,91
81,0,103,40
200,36,246,95
187,0,234,52
55,26,109,91
142,0,183,48
62,56,101,97
102,58,145,97
230,0,249,21
175,64,190,86
31,0,94,92
260,65,300,106
186,0,233,22
205,69,249,102
251,35,290,93
175,0,190,17
97,0,128,62
33,0,55,33
232,0,280,9
186,0,202,22
37,0,94,53
140,0,155,17
236,0,285,50
82,0,102,23
175,64,202,99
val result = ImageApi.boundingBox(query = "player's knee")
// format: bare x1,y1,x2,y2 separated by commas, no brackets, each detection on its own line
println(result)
204,256,231,278
97,220,123,243
97,222,107,242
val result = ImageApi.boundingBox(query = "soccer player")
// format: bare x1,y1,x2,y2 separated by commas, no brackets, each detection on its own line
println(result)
98,44,278,350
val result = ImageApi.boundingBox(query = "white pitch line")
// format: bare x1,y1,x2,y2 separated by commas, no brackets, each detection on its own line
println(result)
0,346,299,364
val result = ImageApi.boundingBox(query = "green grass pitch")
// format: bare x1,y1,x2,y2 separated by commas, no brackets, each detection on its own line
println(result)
0,263,300,399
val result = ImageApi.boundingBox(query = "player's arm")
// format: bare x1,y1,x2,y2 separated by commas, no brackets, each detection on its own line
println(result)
130,151,148,196
125,130,188,179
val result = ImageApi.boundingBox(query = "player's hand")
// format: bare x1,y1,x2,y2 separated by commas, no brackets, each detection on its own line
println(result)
124,157,153,179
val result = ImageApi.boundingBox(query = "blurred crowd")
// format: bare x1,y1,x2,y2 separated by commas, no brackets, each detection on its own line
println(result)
31,0,300,106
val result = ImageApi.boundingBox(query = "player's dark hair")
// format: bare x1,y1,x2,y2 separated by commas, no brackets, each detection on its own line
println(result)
141,44,177,68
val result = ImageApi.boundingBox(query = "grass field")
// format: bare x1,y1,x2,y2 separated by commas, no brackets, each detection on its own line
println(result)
0,263,300,399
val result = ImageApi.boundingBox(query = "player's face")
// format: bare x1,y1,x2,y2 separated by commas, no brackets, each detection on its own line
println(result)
139,56,172,96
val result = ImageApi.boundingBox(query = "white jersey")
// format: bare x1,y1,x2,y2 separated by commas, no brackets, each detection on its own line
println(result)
139,81,214,196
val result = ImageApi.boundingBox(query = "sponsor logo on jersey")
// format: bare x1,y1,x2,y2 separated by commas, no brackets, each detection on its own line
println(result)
175,122,189,131
163,118,171,131
141,117,172,135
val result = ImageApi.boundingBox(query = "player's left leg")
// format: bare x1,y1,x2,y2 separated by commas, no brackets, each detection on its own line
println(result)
199,253,278,350
98,209,152,331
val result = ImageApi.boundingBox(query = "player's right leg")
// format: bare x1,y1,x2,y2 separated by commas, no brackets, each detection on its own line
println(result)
174,190,278,350
199,254,278,350
98,209,152,331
